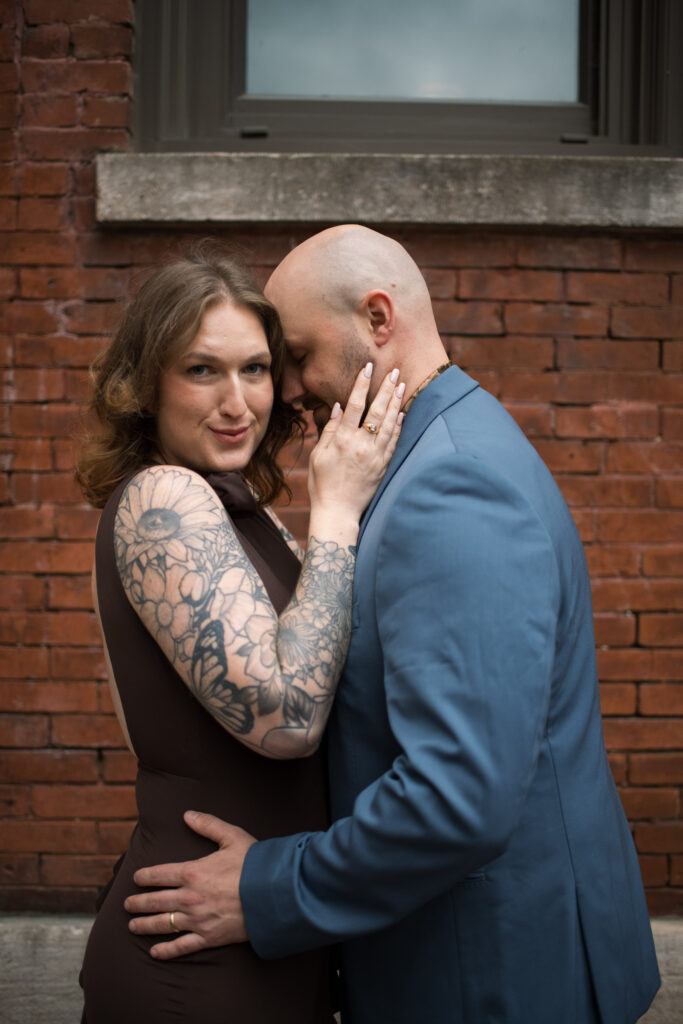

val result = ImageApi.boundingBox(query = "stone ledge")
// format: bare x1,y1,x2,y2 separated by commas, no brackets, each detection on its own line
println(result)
96,153,683,229
0,914,681,1023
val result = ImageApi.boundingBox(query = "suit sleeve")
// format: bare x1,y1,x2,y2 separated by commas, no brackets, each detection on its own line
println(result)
241,436,560,957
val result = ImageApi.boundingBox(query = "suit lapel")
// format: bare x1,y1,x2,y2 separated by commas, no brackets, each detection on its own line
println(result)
358,366,479,544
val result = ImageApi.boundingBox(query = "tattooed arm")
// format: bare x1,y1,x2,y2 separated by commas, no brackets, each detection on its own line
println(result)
115,365,403,758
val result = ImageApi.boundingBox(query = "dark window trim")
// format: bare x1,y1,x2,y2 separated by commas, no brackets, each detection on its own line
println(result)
133,0,683,156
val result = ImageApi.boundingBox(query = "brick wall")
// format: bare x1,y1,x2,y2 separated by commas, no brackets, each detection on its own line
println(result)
1,0,682,914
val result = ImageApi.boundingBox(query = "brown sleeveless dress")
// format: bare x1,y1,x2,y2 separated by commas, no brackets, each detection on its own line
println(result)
80,472,333,1023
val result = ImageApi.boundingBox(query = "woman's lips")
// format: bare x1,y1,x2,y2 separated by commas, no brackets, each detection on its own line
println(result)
209,426,250,445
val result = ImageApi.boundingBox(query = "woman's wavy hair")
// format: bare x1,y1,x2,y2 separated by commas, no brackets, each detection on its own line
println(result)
75,243,304,509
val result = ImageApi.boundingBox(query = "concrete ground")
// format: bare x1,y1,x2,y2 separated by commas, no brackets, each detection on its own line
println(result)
0,915,680,1023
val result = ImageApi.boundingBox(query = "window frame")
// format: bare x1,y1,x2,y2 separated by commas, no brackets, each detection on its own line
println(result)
133,0,683,156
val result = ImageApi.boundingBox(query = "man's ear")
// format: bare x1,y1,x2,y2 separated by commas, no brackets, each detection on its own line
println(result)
362,290,394,347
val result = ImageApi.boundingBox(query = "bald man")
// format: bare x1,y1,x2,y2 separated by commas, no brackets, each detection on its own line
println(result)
127,226,659,1024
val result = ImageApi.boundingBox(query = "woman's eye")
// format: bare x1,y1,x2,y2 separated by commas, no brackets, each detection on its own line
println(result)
187,364,211,377
244,362,270,376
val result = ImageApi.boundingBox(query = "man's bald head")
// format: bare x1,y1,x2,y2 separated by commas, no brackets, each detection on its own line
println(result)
265,224,433,325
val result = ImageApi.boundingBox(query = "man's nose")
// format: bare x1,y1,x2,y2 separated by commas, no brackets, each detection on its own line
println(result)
218,377,248,417
281,365,305,404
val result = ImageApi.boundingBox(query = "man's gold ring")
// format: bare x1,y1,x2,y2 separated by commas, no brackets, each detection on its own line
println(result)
363,422,379,434
169,911,181,933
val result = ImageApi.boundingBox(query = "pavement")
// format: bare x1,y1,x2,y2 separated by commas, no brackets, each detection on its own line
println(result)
0,915,680,1023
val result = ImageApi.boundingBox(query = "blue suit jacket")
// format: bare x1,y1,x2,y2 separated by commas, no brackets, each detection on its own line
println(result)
242,368,659,1023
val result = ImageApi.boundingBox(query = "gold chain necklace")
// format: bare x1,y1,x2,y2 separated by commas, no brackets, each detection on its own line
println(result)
402,361,452,413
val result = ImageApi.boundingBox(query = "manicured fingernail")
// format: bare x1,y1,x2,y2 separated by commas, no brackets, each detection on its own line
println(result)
396,382,406,399
397,412,405,426
389,368,399,384
129,920,137,932
364,361,373,378
330,402,341,419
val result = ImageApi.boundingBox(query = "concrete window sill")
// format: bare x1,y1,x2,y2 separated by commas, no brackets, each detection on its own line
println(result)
96,153,683,229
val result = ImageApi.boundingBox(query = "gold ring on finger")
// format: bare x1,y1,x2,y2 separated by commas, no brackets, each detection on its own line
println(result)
169,911,181,933
362,422,379,435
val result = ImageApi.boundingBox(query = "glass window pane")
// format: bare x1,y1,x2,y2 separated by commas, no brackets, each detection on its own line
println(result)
246,0,579,103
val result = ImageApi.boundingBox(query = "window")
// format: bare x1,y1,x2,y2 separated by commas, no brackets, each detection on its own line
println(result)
134,0,682,155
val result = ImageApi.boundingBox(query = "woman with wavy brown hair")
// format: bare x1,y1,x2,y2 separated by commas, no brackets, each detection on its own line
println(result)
76,244,403,1023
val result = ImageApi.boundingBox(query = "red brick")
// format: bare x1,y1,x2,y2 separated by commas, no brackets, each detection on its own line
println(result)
0,610,98,645
671,857,683,886
0,713,49,746
50,648,105,681
407,233,516,268
662,408,683,440
0,574,45,608
24,0,134,22
599,682,637,714
639,614,683,647
566,272,669,305
532,439,602,474
644,891,683,916
72,194,95,232
0,62,19,93
2,820,97,853
619,786,680,819
557,371,683,405
450,336,553,369
22,92,77,127
20,162,69,195
591,578,683,612
0,301,57,333
20,58,132,95
568,509,596,543
6,367,68,401
20,266,125,299
640,683,683,716
97,820,135,854
1,231,76,265
517,236,621,270
21,24,70,59
0,27,13,60
594,613,636,647
0,265,15,297
0,92,18,128
624,240,683,272
62,299,123,334
608,752,627,784
47,576,92,609
0,854,40,885
556,404,659,440
459,269,563,301
32,783,135,819
655,478,683,508
0,506,54,537
11,402,79,437
556,339,659,370
0,645,49,679
423,268,455,299
505,302,607,336
643,546,683,576
652,651,683,681
18,194,66,230
611,306,683,339
51,713,127,748
34,472,83,504
434,300,503,335
0,786,31,817
0,749,97,782
584,545,640,577
0,680,98,712
634,824,683,853
15,334,105,367
598,510,683,545
557,475,652,508
21,126,129,161
54,507,100,540
664,341,683,371
71,25,132,60
631,753,683,784
0,541,93,573
0,195,16,227
502,403,553,437
40,853,117,886
602,718,683,750
596,649,654,681
638,855,669,887
102,749,136,782
606,441,683,475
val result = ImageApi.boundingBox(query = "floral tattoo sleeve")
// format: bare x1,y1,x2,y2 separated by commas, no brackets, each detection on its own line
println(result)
114,467,355,756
